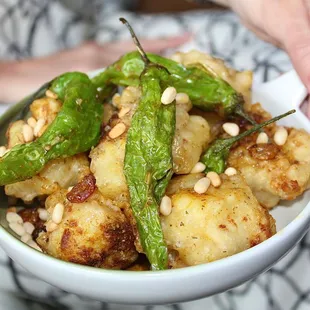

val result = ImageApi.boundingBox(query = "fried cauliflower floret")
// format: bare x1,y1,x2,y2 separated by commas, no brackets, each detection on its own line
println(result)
112,86,141,127
102,103,116,126
5,154,90,203
90,131,143,251
30,97,62,135
162,174,275,267
227,103,310,208
173,107,211,174
90,133,128,203
91,105,211,202
5,96,62,149
6,120,26,148
37,190,138,269
228,127,310,208
171,50,253,107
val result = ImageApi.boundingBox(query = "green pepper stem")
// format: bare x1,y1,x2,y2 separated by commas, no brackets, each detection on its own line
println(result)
234,104,257,126
226,109,296,145
119,17,150,65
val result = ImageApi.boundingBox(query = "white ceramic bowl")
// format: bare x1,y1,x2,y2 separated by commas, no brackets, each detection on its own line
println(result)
0,70,309,305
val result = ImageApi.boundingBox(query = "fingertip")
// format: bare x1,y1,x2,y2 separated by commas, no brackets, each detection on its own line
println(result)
178,32,193,39
167,33,193,46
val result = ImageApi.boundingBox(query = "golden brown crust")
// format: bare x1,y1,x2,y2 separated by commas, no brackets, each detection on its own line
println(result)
228,104,310,208
5,154,90,203
6,120,25,148
161,174,276,267
30,97,62,135
37,190,138,269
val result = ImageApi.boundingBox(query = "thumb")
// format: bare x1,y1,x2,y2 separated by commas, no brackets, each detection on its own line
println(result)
282,8,310,116
286,34,310,117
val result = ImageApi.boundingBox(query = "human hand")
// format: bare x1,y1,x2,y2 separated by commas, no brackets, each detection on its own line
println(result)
218,0,310,116
0,34,191,103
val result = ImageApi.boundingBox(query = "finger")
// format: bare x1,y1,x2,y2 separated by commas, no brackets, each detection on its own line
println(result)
282,1,310,93
241,19,283,48
107,33,192,53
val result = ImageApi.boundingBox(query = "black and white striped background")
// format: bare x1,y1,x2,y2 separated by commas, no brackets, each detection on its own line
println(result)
0,1,309,309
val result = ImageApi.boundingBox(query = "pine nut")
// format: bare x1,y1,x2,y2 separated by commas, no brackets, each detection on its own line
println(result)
46,221,58,232
6,212,23,224
38,208,48,221
274,127,288,146
22,124,34,142
26,240,42,252
256,132,269,144
68,186,73,192
45,89,58,99
190,162,206,173
160,196,172,216
76,98,83,105
118,106,131,118
108,123,126,139
21,233,32,243
52,203,64,224
27,117,37,128
194,177,211,194
112,93,121,108
225,167,237,176
34,118,46,137
23,222,35,235
161,87,177,105
175,93,189,105
9,222,25,236
0,146,7,157
207,171,222,187
222,123,240,137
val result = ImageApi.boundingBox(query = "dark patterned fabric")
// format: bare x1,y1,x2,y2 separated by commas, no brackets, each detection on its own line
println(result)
0,2,308,310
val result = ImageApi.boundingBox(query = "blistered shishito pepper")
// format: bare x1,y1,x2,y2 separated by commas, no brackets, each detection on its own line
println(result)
121,18,174,271
0,72,103,186
92,50,253,123
201,110,295,174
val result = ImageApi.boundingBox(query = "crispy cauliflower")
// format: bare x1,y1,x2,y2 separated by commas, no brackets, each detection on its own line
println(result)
228,104,310,208
162,173,276,267
173,109,210,174
30,96,62,136
37,190,138,269
5,154,90,203
90,133,128,204
6,120,26,148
